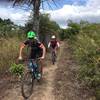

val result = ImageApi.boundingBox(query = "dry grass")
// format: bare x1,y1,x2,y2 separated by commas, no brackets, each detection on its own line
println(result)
0,37,20,74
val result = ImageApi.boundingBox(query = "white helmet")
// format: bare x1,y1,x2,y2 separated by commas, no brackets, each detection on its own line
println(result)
51,35,56,39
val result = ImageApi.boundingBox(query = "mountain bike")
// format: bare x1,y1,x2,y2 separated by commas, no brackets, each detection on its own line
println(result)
21,58,42,99
51,49,57,65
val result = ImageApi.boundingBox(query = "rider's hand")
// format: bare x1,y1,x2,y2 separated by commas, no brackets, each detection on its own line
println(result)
18,56,23,60
40,56,45,60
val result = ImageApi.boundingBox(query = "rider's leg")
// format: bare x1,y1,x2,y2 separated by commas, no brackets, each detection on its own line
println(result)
36,59,43,80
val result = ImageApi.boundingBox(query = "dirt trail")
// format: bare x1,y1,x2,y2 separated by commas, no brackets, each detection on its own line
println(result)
0,42,64,100
54,42,95,100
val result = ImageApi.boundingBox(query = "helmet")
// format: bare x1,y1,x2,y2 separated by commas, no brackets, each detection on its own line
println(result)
27,31,36,38
51,35,56,39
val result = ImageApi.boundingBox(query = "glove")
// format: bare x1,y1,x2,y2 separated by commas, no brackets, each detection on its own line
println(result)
18,56,23,60
41,56,45,59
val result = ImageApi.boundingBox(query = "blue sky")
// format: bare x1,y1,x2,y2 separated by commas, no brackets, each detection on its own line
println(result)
41,0,87,10
0,0,100,28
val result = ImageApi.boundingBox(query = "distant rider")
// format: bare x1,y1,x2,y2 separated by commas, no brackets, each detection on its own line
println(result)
48,35,60,56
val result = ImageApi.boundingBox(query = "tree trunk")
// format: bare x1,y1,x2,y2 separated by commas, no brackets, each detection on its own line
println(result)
32,0,41,38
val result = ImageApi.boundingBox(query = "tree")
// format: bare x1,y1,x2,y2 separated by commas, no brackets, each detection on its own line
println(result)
4,19,14,25
67,20,80,35
0,17,22,38
0,18,3,24
39,14,60,46
9,0,40,37
9,0,58,39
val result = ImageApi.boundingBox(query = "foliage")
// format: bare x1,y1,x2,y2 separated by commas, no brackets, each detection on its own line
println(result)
0,17,25,38
95,88,100,100
68,22,100,98
25,13,60,34
59,20,80,40
39,14,60,33
65,21,100,99
59,29,67,40
39,14,60,44
10,63,24,77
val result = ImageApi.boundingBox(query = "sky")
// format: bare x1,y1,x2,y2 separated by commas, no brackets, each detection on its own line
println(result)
0,0,100,28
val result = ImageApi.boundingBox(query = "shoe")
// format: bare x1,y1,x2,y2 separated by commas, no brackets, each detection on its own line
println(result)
37,73,41,80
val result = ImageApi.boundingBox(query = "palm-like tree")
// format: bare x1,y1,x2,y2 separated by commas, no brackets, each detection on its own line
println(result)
9,0,58,38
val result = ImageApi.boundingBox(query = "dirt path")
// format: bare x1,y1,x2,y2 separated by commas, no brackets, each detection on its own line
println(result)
53,42,95,100
1,63,58,100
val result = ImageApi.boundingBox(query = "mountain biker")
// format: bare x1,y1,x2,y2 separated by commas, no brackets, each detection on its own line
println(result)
48,35,60,56
18,31,46,78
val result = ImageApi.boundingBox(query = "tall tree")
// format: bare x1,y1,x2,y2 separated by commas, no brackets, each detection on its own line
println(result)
9,0,58,38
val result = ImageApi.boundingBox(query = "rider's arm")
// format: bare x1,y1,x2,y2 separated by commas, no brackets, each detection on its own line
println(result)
40,43,46,59
57,42,60,48
48,42,51,48
19,40,29,59
18,43,25,59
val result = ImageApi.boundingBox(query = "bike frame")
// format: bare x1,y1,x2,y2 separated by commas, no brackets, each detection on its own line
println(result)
26,59,40,79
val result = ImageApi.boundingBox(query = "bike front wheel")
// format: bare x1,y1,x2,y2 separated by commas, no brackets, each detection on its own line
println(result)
52,52,56,65
21,71,34,99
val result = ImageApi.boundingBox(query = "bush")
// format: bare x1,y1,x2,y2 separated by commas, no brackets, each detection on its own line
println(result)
59,21,80,40
10,63,24,77
69,23,100,94
95,88,100,100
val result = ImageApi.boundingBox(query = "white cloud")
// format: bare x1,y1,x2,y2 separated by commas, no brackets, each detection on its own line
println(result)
0,0,100,28
46,0,100,28
10,11,30,25
0,6,30,26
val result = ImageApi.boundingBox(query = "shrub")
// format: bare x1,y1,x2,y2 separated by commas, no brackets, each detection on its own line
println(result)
10,63,24,77
69,23,100,98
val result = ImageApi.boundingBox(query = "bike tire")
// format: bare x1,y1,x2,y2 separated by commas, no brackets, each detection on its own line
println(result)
21,71,34,99
52,52,56,65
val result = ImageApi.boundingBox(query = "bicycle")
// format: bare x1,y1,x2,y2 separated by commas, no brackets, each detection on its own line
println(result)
51,49,57,65
21,58,42,99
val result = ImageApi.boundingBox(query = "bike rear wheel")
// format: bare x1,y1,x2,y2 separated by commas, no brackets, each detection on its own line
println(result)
52,52,56,65
21,71,34,99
